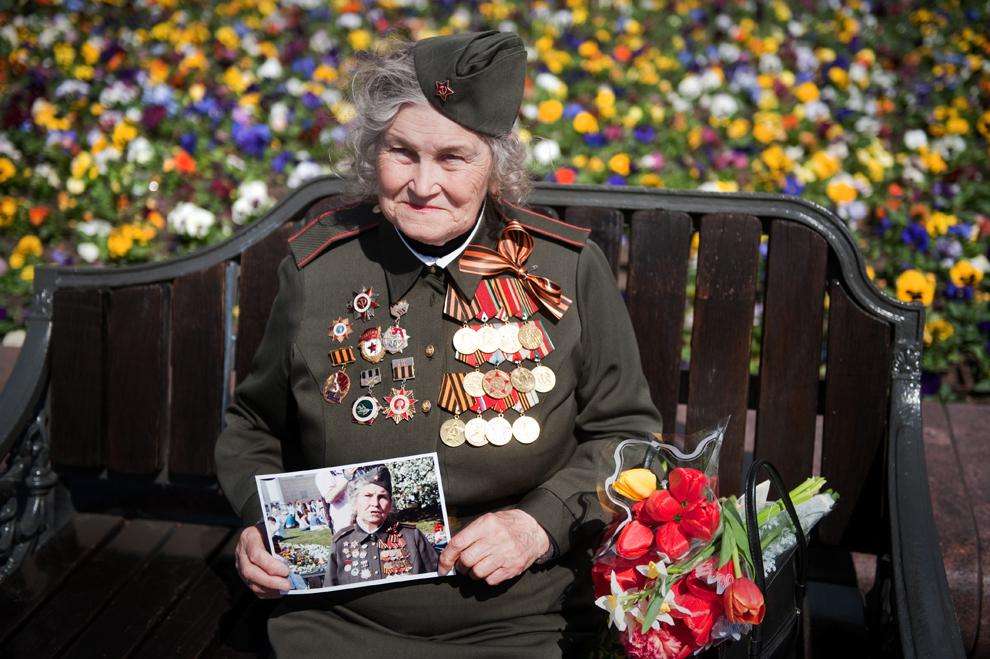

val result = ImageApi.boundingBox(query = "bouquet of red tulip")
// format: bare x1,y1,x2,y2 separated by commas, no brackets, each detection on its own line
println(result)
593,422,838,658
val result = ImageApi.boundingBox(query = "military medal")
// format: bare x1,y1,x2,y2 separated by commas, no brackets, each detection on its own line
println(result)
391,356,415,381
464,416,489,447
359,327,386,364
360,367,382,388
328,317,353,344
383,387,416,424
510,364,536,393
453,325,479,354
531,363,556,393
477,324,500,354
485,415,513,446
462,370,486,398
440,417,466,447
390,299,409,320
352,395,380,424
482,369,513,399
518,321,543,351
329,346,357,367
349,287,380,320
321,370,351,404
499,322,522,355
382,325,410,354
512,415,541,444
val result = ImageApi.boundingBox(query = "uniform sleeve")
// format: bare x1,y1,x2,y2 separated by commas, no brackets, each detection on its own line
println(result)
416,529,439,573
516,240,662,557
214,255,302,525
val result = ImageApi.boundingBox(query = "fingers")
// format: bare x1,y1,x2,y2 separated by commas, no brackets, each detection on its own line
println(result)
467,553,501,581
484,567,516,586
439,517,488,573
236,526,291,596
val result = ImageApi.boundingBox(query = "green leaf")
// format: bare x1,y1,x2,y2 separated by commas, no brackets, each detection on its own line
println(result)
641,594,664,633
718,521,735,567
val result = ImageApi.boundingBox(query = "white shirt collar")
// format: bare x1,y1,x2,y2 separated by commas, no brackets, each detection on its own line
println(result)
395,200,485,269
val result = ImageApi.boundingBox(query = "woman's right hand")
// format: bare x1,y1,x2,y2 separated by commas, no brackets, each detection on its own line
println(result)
235,523,291,598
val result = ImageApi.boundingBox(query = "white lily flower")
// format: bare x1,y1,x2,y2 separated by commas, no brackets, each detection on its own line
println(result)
594,571,629,632
635,556,671,581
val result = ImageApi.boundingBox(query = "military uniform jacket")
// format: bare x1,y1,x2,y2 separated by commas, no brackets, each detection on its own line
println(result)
214,196,662,657
325,519,439,587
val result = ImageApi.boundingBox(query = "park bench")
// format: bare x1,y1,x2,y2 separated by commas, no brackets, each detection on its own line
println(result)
0,177,967,656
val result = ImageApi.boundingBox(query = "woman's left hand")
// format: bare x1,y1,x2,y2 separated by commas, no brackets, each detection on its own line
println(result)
439,509,550,585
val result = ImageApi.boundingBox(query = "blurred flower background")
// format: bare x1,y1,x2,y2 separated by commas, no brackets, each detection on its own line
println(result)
0,0,988,397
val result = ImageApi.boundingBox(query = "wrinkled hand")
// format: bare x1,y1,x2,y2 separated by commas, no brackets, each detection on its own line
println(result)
439,509,550,586
235,523,291,598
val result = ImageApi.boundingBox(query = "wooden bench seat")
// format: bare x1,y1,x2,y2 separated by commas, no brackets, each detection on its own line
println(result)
0,178,965,657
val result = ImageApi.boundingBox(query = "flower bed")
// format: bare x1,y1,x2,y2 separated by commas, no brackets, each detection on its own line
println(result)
0,1,987,395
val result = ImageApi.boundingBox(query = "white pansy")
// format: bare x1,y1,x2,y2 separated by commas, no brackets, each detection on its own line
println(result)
258,57,284,80
970,255,989,275
232,181,275,225
241,33,260,57
535,72,565,96
310,30,335,54
0,134,22,160
710,93,738,118
855,116,880,136
226,154,246,171
34,163,60,187
520,103,538,120
99,81,137,107
788,20,807,37
337,13,362,29
127,136,155,165
701,68,722,90
285,78,307,96
677,74,702,99
803,100,831,122
77,218,113,238
717,42,741,63
270,102,291,133
55,80,90,98
933,135,966,159
531,139,561,166
826,142,849,161
93,146,122,172
288,161,329,188
77,242,100,263
759,53,783,73
168,202,216,239
904,129,928,151
2,330,26,348
66,178,86,195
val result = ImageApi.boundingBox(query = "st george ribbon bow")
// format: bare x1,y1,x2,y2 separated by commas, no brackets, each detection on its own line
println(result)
458,220,572,320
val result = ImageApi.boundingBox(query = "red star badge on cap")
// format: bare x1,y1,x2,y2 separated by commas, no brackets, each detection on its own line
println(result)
434,79,455,103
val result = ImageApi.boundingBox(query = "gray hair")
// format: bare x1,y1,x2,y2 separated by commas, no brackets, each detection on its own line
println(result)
341,40,531,205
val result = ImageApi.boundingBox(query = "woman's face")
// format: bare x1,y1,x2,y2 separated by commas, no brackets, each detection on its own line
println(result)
377,103,493,245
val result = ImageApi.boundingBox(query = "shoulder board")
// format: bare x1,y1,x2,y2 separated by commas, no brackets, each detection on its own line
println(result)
288,199,379,269
399,521,418,529
497,200,591,250
331,525,355,543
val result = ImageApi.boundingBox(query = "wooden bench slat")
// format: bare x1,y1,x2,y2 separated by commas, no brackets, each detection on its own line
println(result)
235,225,293,386
5,518,174,656
685,213,762,495
819,280,892,548
564,206,623,275
107,284,167,474
753,221,828,486
169,263,227,477
626,209,692,429
0,514,124,642
136,533,270,658
50,289,106,469
61,523,232,658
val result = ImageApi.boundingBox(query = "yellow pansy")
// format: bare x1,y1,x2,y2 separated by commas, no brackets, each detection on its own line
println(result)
537,99,563,124
20,265,34,282
314,64,338,84
573,112,599,134
946,117,969,135
608,153,631,176
587,157,605,173
215,26,239,50
924,318,954,346
348,29,372,51
54,43,75,67
727,118,750,140
925,212,957,237
572,154,589,168
15,235,42,257
82,40,101,65
0,157,15,184
949,260,983,287
828,67,849,89
107,228,134,258
826,179,857,204
8,253,25,269
761,145,792,172
70,152,94,180
112,121,138,150
613,468,657,501
809,151,841,180
895,269,936,306
794,81,820,103
919,148,947,173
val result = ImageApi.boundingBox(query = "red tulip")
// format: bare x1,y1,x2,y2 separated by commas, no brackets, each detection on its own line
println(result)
723,578,766,625
655,521,690,560
668,467,708,503
616,520,654,560
591,557,646,598
635,489,682,526
680,500,721,542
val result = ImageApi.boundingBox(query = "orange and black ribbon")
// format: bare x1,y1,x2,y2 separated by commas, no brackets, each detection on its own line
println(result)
458,221,572,321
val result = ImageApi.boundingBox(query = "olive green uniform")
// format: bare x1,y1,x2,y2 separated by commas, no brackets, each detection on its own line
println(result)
214,198,662,656
325,519,439,587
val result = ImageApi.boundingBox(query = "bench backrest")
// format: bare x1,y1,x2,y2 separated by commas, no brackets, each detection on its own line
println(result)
9,179,915,547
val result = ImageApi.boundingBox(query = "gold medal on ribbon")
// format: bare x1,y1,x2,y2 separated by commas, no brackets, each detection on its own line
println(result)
482,369,513,399
485,415,513,446
518,321,543,351
531,364,556,393
512,415,540,444
510,365,536,393
464,416,488,447
440,417,466,447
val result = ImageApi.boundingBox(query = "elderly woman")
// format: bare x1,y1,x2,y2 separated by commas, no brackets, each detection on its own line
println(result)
215,30,661,656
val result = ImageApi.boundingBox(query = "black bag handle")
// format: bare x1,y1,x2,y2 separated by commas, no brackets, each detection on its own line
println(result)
744,460,808,657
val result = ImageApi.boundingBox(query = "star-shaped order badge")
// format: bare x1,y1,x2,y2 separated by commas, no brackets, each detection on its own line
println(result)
383,387,417,424
328,317,353,344
349,287,379,320
434,79,454,102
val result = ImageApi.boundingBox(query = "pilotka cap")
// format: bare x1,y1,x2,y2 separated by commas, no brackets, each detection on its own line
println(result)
412,30,527,137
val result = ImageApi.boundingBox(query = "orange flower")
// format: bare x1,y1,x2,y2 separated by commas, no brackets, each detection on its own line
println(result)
554,167,576,184
173,148,197,175
29,205,50,227
724,578,766,625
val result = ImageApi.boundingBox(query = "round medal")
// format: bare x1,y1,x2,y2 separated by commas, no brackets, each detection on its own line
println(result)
518,321,543,350
531,364,556,393
498,323,522,354
452,326,479,354
485,416,513,446
512,415,541,444
440,418,466,447
463,371,486,398
351,395,380,424
464,417,489,447
384,387,417,424
482,369,513,399
477,325,501,354
509,365,536,393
